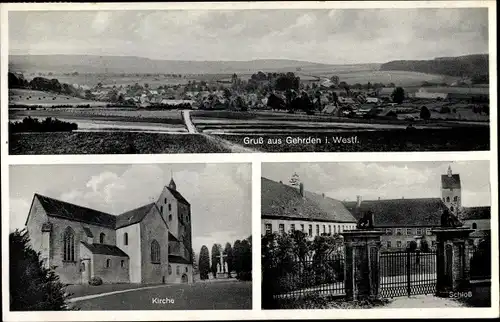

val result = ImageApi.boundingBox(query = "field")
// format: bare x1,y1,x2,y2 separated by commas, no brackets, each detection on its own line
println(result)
8,89,107,106
20,73,231,88
9,107,185,126
212,126,489,152
9,132,230,154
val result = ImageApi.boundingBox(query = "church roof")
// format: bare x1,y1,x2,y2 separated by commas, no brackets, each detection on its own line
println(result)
461,206,491,220
168,255,192,265
34,194,116,229
343,198,448,227
81,242,129,257
441,174,461,189
166,187,190,205
261,177,357,223
115,203,156,229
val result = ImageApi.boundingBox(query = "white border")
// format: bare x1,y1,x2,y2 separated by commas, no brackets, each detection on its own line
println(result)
1,1,498,321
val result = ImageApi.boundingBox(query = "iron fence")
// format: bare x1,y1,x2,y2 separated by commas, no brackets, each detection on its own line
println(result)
379,250,437,297
263,253,345,299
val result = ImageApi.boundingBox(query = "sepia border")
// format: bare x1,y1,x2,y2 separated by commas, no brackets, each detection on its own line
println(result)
1,1,498,320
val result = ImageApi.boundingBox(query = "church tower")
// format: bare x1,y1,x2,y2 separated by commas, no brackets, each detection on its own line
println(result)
168,174,177,191
441,165,462,215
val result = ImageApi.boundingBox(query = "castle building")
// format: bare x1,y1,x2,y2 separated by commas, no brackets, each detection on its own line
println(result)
261,177,357,237
441,166,461,215
25,178,193,285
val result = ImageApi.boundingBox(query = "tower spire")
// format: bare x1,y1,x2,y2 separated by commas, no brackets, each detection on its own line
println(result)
447,165,452,177
168,171,177,190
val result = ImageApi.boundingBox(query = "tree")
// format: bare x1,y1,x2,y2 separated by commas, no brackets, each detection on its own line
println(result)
232,240,242,275
391,87,405,104
211,244,221,278
198,245,210,280
10,229,69,311
223,242,233,278
420,105,431,120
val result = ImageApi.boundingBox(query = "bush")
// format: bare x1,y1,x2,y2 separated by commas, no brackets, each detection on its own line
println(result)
10,230,69,311
89,277,103,286
9,117,78,133
237,271,252,281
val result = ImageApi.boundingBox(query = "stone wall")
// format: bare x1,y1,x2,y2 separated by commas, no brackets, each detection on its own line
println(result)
116,223,142,283
167,263,193,284
140,206,169,284
92,253,129,284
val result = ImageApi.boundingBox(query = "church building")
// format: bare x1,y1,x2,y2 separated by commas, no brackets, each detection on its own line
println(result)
441,165,462,215
24,178,194,285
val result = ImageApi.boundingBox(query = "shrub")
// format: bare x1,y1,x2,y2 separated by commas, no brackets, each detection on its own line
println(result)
10,230,69,311
9,117,78,133
89,277,103,286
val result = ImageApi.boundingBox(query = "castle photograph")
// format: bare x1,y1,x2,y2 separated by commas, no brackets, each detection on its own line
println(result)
261,161,491,309
9,163,252,310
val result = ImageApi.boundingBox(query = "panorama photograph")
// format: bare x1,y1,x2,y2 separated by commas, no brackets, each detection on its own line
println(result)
7,7,490,154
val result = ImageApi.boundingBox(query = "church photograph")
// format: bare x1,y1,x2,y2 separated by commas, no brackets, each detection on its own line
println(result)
9,163,252,311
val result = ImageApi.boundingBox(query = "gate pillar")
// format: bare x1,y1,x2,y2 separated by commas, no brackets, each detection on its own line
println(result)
431,228,474,297
343,230,384,301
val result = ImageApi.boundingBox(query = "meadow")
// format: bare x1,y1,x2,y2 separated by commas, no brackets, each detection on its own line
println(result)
9,89,106,106
9,132,229,154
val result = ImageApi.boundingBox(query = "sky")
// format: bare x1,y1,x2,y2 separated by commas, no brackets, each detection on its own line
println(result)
8,8,489,64
9,163,252,253
262,161,491,207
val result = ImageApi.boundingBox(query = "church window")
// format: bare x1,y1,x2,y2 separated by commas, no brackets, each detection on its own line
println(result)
100,233,105,244
63,227,75,262
121,260,125,268
472,222,477,229
81,262,85,272
164,198,167,204
169,214,172,221
168,264,172,275
176,266,180,275
106,259,111,268
124,233,128,246
453,196,458,202
168,203,172,211
185,267,188,273
446,197,450,202
151,240,161,263
160,205,163,214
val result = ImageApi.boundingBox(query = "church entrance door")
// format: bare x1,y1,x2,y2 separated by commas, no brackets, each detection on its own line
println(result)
181,274,188,283
80,259,91,284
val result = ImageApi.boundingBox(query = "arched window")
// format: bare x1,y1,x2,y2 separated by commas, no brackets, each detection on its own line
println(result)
472,222,477,229
106,259,111,268
446,197,450,202
124,233,128,246
100,233,105,244
453,196,458,202
151,240,160,263
168,264,172,275
168,214,172,221
81,262,85,272
63,227,75,261
185,266,188,273
121,260,125,268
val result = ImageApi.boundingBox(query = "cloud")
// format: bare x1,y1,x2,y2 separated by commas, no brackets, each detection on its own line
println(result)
9,8,488,63
9,198,31,232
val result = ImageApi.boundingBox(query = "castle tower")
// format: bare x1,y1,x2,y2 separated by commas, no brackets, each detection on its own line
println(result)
441,165,461,215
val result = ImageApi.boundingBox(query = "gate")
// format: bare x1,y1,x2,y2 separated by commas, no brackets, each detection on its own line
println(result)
380,250,437,297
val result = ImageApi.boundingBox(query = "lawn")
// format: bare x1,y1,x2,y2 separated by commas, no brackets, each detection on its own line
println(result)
9,132,230,154
8,89,106,106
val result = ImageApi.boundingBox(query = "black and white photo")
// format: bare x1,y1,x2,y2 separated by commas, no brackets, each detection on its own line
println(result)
7,7,490,154
9,163,252,310
261,161,491,309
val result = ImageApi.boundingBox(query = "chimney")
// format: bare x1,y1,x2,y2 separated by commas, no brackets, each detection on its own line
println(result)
356,195,362,207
